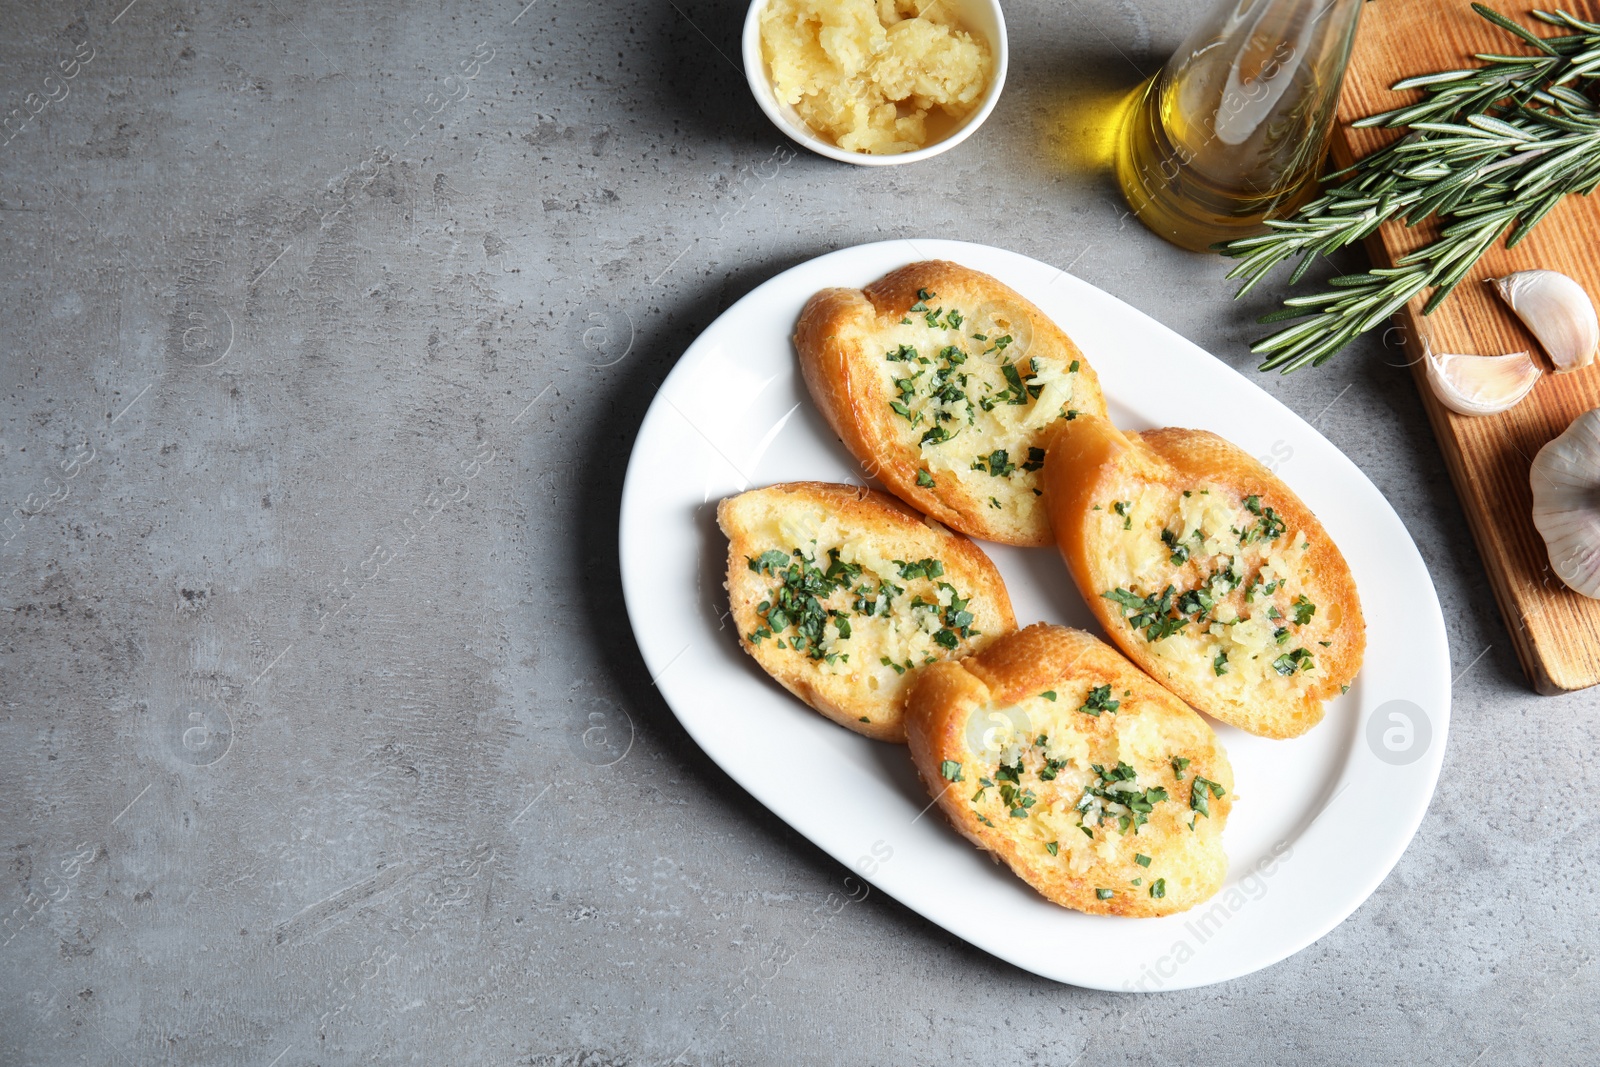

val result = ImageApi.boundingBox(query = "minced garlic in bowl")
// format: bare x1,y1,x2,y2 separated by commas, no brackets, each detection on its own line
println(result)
759,0,994,156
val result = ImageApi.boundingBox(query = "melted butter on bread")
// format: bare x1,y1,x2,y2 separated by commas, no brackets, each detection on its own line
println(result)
749,509,959,681
1094,481,1326,704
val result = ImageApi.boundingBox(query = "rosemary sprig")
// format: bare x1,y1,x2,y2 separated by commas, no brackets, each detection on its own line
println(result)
1354,6,1600,129
1220,6,1600,372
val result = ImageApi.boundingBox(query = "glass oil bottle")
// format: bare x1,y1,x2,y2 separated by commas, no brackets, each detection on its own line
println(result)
1115,0,1365,253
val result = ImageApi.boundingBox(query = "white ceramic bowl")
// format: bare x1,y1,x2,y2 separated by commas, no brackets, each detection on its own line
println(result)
741,0,1009,166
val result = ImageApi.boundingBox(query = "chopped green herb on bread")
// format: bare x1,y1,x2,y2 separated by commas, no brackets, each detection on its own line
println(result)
905,624,1233,916
1043,415,1365,739
718,481,1016,742
796,260,1108,546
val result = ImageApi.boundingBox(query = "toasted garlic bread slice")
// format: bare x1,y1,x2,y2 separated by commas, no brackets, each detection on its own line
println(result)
718,482,1016,742
1044,415,1365,739
796,260,1108,547
905,624,1233,917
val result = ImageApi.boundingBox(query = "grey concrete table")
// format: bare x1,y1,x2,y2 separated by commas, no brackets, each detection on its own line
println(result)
2,0,1595,1063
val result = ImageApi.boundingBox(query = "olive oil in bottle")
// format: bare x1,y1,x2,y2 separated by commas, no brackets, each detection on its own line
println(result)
1115,0,1364,253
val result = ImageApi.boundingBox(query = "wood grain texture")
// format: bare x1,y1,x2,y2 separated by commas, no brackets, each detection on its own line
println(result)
1332,0,1600,693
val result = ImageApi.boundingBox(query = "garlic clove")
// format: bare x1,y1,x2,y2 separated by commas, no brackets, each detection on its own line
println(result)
1424,347,1542,416
1530,408,1600,599
1492,269,1599,374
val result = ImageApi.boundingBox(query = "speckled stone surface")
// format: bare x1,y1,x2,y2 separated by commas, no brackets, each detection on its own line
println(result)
2,0,1597,1063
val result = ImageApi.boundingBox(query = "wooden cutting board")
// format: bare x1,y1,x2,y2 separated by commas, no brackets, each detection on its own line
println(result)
1332,0,1600,694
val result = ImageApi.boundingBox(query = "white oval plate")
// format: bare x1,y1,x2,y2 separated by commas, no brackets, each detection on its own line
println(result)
619,239,1450,991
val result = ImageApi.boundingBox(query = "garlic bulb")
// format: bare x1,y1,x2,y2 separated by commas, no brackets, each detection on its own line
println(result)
1424,347,1542,416
1492,270,1599,374
1530,408,1600,598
